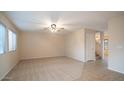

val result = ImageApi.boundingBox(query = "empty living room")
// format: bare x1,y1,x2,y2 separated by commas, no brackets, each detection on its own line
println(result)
0,11,124,81
1,0,124,92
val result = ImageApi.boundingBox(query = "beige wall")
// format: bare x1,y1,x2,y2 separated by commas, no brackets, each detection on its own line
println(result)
19,31,65,60
0,13,20,80
65,28,98,62
108,15,124,74
65,29,85,62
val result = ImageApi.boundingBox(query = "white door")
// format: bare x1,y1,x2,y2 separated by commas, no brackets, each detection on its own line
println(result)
85,31,96,61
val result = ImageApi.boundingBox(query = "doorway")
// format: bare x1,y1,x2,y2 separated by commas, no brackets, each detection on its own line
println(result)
95,32,103,60
103,33,109,63
95,32,109,64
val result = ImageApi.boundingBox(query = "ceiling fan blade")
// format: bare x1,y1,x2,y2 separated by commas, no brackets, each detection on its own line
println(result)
58,27,64,29
56,28,65,32
39,27,49,31
57,30,61,32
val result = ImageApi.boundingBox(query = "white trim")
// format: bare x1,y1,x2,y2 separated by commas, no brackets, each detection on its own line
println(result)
108,67,124,74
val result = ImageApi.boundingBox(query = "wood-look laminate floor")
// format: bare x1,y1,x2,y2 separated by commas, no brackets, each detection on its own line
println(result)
3,57,124,81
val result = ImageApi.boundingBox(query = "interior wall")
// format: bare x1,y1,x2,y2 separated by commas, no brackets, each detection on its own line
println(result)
19,31,65,60
108,15,124,74
65,29,85,62
0,12,20,80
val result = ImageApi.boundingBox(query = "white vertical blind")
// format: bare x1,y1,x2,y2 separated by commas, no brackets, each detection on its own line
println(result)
12,32,16,50
8,29,16,51
0,23,6,54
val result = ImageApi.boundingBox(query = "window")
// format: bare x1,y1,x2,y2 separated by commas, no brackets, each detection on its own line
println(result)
0,23,6,54
0,23,17,54
8,29,16,51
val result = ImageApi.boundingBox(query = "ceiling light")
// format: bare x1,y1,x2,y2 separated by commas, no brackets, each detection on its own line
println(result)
48,24,64,32
50,24,56,32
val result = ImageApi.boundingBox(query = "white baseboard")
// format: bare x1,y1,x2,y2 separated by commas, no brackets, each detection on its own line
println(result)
66,56,85,63
108,67,124,74
20,56,66,61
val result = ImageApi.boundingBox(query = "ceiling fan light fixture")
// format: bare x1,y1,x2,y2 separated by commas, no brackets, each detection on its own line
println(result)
51,24,56,29
48,24,64,33
49,24,57,32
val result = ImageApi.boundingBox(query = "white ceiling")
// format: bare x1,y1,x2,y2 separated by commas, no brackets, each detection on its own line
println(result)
4,11,124,32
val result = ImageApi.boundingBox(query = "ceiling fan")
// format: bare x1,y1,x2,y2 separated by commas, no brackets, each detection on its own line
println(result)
47,24,64,32
28,21,65,32
12,18,65,32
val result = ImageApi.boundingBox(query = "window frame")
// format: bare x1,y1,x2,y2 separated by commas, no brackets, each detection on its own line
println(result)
8,28,17,52
0,21,7,55
0,21,17,55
